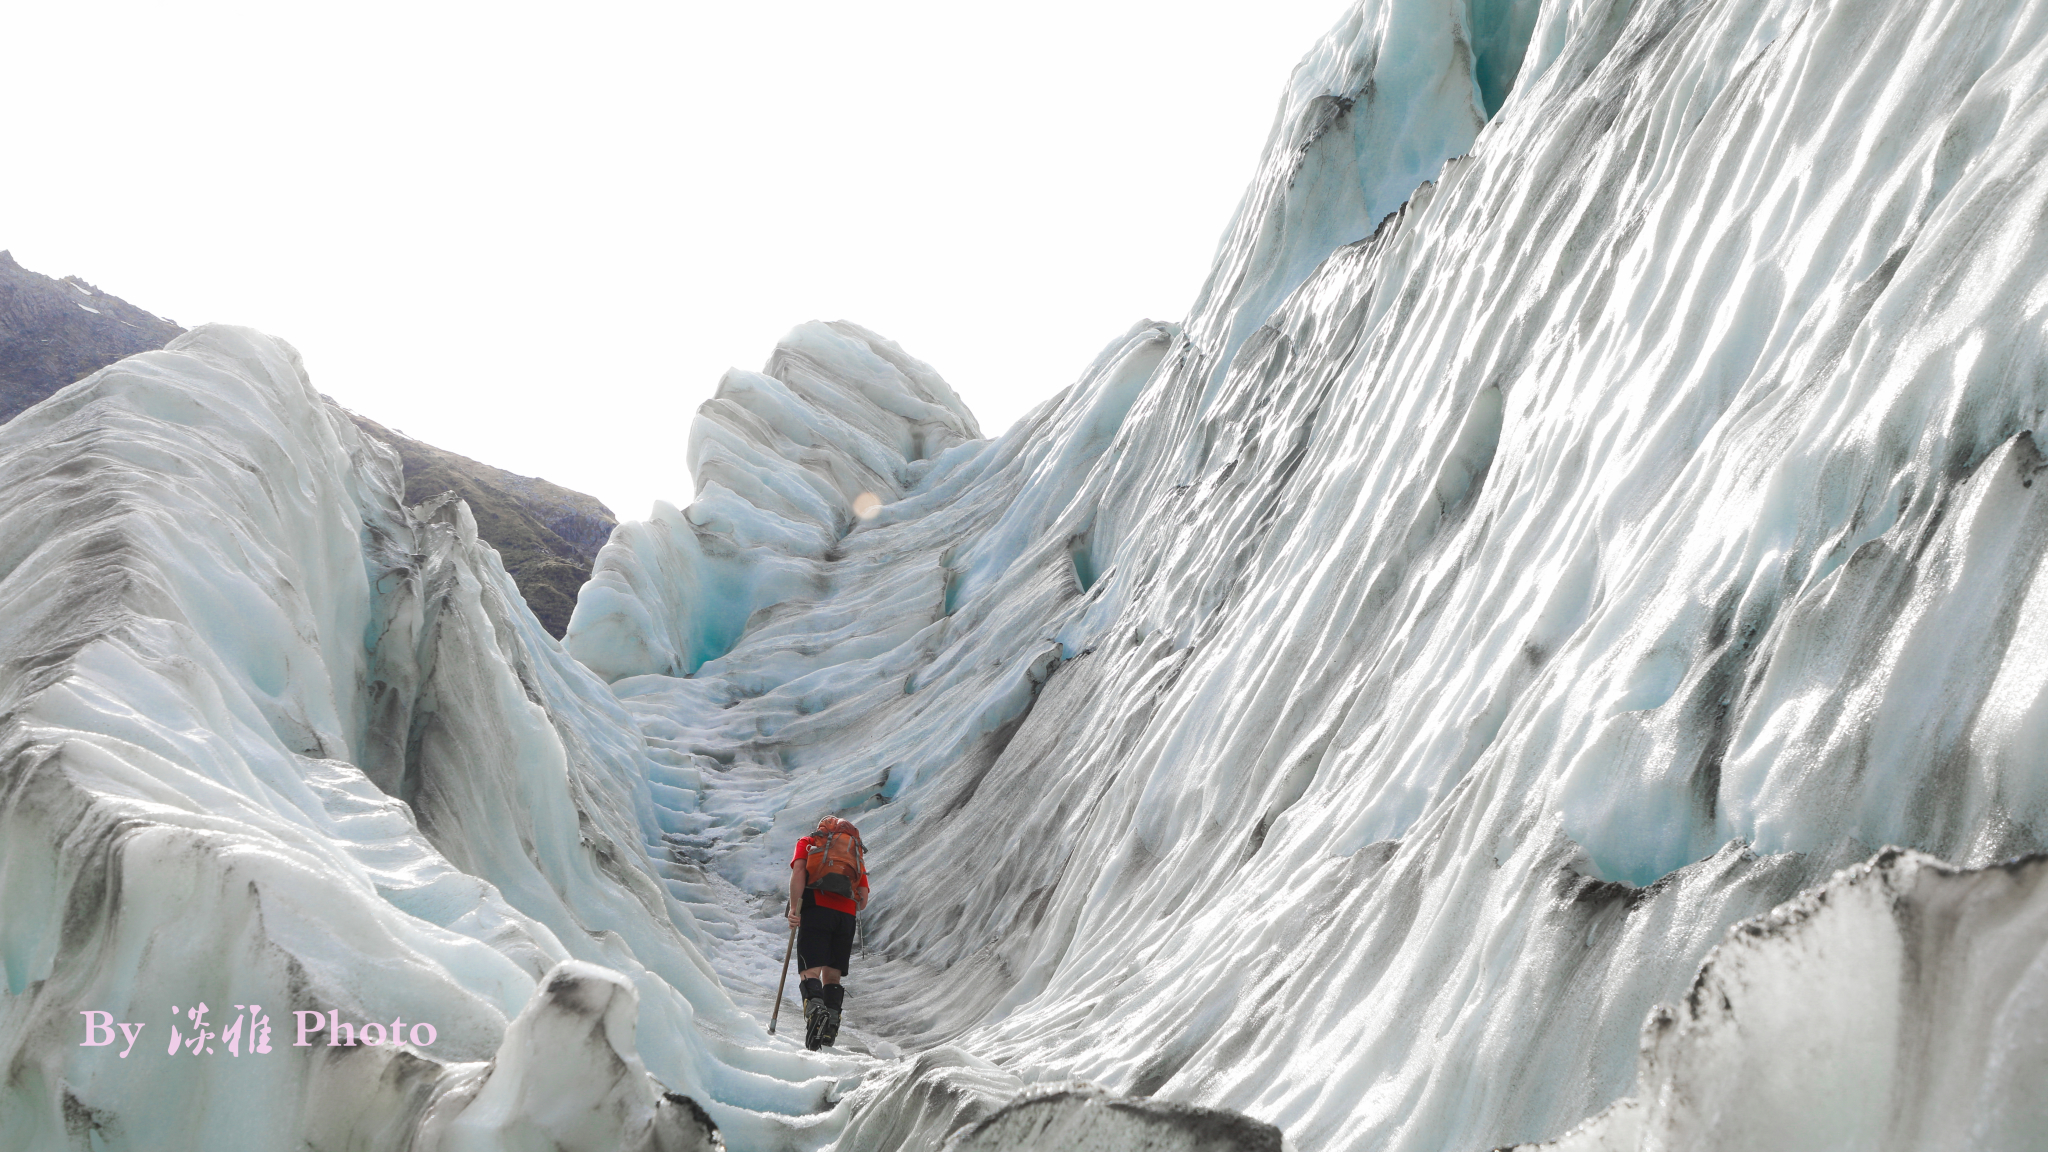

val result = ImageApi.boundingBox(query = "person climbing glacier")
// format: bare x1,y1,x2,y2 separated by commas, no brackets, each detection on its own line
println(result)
786,815,870,1051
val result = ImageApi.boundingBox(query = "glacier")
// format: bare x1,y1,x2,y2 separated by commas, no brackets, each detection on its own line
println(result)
7,0,2048,1148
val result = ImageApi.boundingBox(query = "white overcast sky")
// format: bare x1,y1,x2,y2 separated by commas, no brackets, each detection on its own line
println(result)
2,2,1347,520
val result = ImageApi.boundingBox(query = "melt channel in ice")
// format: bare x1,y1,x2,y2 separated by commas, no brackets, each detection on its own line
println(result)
568,0,2048,1149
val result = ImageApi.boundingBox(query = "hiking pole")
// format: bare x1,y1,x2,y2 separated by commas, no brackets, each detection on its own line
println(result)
768,921,797,1035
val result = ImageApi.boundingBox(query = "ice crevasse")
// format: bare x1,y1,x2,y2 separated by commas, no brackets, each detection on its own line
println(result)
5,0,2048,1150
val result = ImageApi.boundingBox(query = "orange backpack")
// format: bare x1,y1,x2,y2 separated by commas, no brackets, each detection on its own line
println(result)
804,817,868,910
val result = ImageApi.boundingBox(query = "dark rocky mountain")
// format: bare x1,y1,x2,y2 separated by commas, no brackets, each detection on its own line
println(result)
0,250,185,424
0,251,615,637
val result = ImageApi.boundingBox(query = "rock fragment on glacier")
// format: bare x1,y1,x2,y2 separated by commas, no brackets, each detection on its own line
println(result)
939,1082,1283,1152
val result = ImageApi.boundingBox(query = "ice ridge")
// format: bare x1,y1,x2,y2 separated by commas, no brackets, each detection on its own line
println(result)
0,328,828,1149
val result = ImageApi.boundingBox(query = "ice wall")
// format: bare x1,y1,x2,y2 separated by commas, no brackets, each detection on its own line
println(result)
0,328,835,1150
582,0,2048,1148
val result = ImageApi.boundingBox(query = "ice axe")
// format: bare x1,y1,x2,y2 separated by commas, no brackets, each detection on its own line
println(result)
768,920,797,1035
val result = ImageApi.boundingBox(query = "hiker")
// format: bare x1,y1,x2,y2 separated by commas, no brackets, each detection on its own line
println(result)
787,815,868,1050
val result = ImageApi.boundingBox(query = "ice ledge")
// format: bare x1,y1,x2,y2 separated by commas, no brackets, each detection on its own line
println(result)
1512,847,2048,1151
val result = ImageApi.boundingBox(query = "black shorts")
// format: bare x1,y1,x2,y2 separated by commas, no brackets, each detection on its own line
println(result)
796,894,857,974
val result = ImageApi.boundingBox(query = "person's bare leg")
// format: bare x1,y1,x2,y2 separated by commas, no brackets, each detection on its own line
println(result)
797,966,842,983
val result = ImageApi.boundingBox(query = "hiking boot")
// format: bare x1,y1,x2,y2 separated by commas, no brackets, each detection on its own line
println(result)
819,1005,843,1048
803,997,828,1051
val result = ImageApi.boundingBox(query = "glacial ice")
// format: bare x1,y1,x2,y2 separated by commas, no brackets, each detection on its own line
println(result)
572,0,2048,1147
7,0,2048,1148
564,322,983,683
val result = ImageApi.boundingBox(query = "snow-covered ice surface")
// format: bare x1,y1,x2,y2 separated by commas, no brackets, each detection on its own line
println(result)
9,0,2048,1148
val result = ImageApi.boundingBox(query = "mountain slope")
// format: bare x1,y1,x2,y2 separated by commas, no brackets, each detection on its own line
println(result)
0,249,184,424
